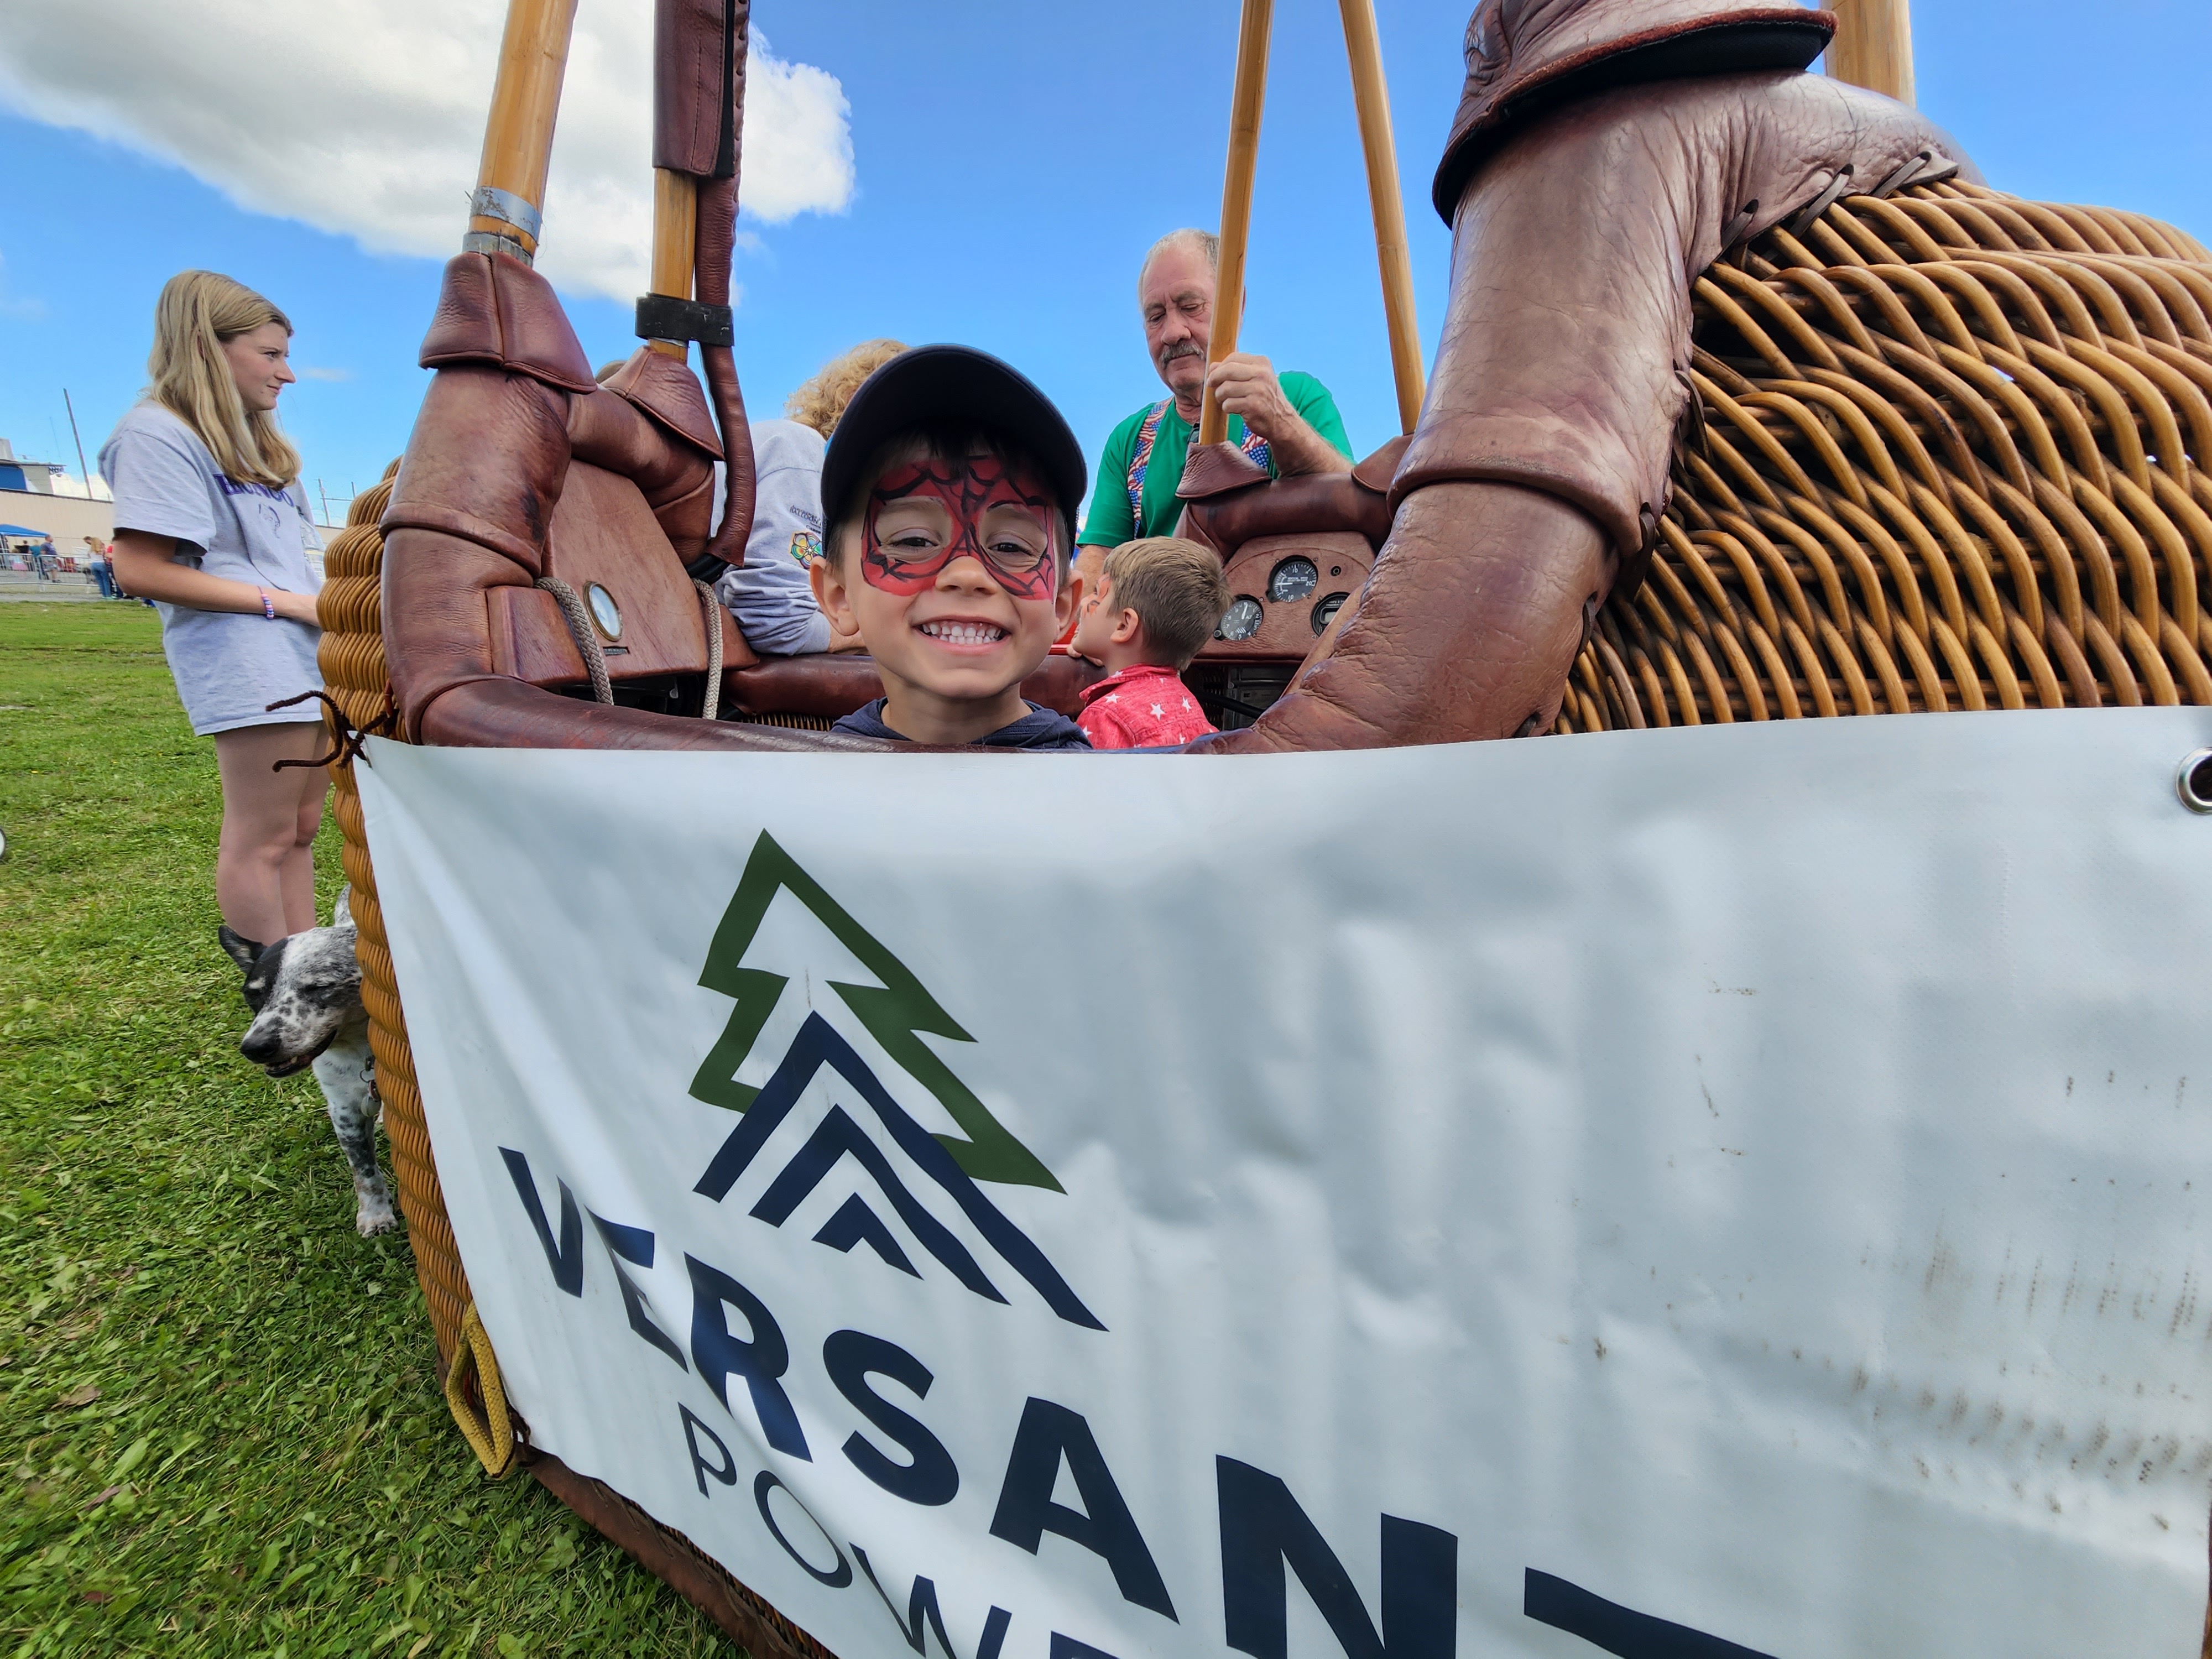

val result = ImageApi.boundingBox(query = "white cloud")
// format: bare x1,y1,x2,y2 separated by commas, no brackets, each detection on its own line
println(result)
0,2,853,304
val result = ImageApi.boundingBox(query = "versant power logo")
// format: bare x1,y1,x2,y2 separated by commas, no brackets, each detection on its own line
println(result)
686,832,1102,1329
488,831,1772,1659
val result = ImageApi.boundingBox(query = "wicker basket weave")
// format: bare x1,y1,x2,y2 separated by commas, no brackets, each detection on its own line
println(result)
1554,181,2212,732
319,180,2212,1655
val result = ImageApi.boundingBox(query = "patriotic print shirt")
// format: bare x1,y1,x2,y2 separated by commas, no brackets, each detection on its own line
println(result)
1076,663,1218,749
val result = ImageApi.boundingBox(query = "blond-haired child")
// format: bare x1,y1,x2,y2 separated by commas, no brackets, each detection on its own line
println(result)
1066,536,1229,748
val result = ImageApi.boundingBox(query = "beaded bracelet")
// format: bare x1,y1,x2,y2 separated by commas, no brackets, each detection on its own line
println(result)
258,588,276,620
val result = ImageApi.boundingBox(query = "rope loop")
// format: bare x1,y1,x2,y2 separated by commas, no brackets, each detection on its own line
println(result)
444,1303,522,1478
535,576,615,705
695,578,723,721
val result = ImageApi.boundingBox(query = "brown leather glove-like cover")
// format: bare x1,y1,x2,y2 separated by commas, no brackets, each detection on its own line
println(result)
382,252,884,751
1213,70,1971,753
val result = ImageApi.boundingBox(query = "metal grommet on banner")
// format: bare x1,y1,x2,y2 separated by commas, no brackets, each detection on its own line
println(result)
2179,750,2212,815
445,1303,521,1478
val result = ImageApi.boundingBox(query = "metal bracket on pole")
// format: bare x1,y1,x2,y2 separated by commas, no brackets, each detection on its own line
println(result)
634,294,733,348
468,186,544,245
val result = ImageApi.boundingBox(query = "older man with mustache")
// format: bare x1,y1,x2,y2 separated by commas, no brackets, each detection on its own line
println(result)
1076,229,1352,589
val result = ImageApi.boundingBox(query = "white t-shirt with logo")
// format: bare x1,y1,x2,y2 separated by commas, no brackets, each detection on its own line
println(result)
99,403,325,736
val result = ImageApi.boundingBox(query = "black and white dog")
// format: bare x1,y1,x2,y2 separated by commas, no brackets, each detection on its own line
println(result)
218,891,399,1236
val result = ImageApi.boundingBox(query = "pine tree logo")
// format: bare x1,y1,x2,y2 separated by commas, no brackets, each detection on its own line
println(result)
688,832,1057,1190
687,832,1099,1328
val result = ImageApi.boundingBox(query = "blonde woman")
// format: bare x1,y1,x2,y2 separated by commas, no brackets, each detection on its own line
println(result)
101,271,328,948
714,338,905,655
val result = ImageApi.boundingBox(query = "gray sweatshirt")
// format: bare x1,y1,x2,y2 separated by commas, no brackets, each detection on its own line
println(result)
713,417,832,656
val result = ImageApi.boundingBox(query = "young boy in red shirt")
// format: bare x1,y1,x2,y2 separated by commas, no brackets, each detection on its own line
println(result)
1066,537,1231,748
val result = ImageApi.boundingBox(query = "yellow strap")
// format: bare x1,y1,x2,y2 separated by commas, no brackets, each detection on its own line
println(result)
444,1303,520,1478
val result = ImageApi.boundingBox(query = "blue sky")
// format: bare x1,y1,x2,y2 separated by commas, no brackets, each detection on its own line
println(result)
2,0,2208,523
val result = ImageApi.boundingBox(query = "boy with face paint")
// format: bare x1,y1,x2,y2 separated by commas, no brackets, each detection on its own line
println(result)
811,347,1093,749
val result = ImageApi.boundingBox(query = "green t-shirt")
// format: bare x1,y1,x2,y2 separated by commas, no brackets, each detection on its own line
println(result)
1078,371,1353,546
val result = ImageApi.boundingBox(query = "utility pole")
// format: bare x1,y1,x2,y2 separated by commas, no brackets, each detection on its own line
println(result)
319,479,332,524
1828,0,1914,106
62,389,93,499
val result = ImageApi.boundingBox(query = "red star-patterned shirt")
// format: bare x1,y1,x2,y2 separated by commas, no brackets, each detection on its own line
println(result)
1075,663,1218,749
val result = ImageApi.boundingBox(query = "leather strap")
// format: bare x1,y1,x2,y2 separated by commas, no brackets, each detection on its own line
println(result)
634,294,734,347
654,0,742,178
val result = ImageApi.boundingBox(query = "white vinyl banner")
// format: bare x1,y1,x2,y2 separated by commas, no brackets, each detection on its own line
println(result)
358,710,2212,1659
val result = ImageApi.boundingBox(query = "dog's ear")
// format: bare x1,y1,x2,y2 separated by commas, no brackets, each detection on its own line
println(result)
218,926,266,975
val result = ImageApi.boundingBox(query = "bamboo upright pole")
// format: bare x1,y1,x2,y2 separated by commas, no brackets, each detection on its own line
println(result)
1338,0,1423,434
465,0,583,262
1827,0,1914,106
646,168,699,359
1198,0,1275,449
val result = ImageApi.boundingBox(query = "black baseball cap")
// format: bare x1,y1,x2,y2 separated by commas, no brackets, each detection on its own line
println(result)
820,345,1088,536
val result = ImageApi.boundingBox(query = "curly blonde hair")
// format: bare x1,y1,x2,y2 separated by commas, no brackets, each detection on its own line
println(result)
785,339,907,437
147,270,300,487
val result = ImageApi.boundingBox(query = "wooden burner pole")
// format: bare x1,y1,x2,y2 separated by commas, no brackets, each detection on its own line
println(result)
1828,0,1914,106
1338,0,1424,434
465,0,582,262
1198,0,1275,450
647,168,698,359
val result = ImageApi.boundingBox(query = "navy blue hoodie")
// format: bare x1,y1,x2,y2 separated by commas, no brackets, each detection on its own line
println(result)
832,698,1092,750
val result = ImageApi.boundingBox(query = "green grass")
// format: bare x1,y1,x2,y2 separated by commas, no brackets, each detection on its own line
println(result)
0,604,735,1657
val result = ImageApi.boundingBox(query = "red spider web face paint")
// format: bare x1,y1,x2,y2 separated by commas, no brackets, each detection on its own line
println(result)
860,456,1058,601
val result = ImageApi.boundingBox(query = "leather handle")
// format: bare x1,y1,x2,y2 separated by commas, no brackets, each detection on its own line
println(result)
691,3,754,571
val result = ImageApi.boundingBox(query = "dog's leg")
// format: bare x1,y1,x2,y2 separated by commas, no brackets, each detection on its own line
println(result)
312,1025,397,1236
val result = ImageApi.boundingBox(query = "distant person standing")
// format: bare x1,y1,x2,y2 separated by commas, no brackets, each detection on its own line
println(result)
102,270,329,948
84,535,117,598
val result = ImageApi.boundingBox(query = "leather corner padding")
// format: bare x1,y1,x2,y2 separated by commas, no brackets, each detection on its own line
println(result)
604,348,724,460
419,674,892,753
726,654,881,719
384,366,571,575
382,364,574,738
417,252,597,392
1183,475,1395,561
718,652,1100,721
566,387,721,544
1176,442,1271,501
1432,1,1838,222
1351,435,1412,494
652,471,718,566
418,254,500,370
490,255,598,391
380,502,548,576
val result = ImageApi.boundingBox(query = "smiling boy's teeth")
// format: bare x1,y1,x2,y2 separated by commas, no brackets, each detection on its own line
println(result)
922,620,1006,644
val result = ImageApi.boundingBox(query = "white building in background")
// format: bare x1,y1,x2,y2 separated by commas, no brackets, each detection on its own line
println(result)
0,436,344,578
0,437,112,556
0,437,66,493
